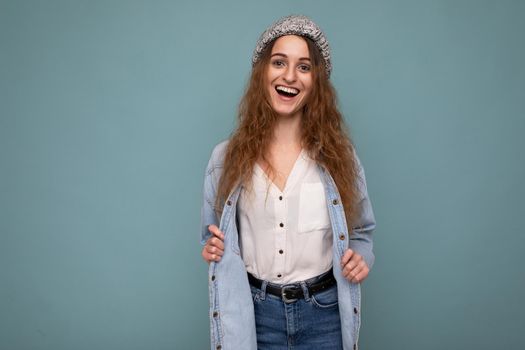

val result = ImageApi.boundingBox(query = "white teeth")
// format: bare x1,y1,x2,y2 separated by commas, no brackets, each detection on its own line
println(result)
276,86,299,95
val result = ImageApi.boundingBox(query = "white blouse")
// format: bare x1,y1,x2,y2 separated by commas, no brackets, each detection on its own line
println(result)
237,149,333,284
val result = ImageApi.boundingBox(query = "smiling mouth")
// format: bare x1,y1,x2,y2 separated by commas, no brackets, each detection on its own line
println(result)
275,85,299,98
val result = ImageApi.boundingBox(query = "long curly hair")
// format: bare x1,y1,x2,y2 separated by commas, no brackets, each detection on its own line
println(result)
216,36,361,229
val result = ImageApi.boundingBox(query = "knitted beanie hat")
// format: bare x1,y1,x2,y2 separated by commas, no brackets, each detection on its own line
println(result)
252,15,332,77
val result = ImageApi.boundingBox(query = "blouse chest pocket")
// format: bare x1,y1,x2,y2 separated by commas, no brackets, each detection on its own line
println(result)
297,182,331,233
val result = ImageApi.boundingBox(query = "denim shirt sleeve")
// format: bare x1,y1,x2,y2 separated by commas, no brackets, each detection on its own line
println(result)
349,152,376,270
200,141,228,246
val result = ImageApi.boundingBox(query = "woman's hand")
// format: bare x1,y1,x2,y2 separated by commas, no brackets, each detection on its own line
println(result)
201,224,225,264
340,249,369,283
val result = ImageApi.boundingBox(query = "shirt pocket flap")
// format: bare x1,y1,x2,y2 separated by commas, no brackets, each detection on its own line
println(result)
298,182,330,233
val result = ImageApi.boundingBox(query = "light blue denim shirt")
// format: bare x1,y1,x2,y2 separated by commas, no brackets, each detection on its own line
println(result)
200,140,376,350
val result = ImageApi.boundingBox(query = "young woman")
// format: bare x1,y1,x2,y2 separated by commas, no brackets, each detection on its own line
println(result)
200,15,375,350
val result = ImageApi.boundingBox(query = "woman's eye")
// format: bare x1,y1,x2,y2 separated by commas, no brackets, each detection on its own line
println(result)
272,60,285,67
298,64,311,72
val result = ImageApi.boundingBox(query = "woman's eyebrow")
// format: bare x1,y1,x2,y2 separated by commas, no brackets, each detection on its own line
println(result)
271,53,311,61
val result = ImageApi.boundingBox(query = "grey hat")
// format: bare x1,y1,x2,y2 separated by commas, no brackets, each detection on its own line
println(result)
252,15,332,77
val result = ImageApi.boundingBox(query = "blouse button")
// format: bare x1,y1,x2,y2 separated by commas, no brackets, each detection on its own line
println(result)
339,233,346,240
279,223,284,228
279,249,284,254
279,195,283,200
277,274,282,278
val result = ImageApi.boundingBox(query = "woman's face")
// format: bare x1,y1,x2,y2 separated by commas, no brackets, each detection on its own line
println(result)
266,35,313,118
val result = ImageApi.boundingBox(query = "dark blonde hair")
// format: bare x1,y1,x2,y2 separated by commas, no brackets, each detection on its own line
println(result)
216,36,361,228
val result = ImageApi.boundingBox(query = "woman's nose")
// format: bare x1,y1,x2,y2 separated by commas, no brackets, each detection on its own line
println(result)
283,66,297,83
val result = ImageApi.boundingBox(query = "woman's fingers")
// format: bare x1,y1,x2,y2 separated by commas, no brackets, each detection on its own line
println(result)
206,239,224,256
201,246,214,263
341,249,369,283
340,249,354,268
342,259,358,276
201,225,225,264
208,224,225,240
202,244,222,263
353,264,369,283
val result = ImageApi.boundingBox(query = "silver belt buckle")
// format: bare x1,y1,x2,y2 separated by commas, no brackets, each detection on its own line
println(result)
281,285,298,304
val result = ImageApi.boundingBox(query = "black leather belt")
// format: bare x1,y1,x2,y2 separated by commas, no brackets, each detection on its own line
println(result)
247,268,336,303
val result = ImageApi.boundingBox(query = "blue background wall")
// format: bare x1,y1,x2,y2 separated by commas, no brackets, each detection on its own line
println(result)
1,0,524,349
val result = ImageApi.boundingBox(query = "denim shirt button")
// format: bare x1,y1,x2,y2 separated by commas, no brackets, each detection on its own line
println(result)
339,233,346,240
216,345,222,350
332,199,339,205
213,311,219,317
354,307,358,314
211,275,216,281
353,344,356,350
226,200,232,206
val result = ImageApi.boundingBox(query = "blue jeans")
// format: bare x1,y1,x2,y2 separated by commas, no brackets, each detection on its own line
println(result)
250,281,343,350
